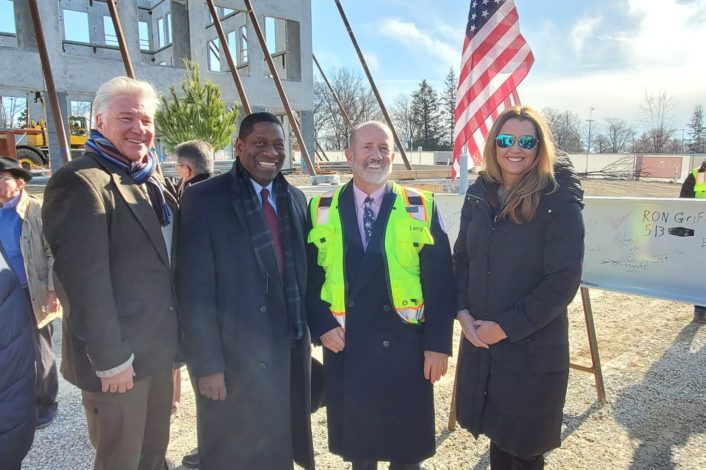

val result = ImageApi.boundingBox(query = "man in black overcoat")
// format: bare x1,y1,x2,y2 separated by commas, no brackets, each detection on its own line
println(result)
306,121,455,469
176,112,315,469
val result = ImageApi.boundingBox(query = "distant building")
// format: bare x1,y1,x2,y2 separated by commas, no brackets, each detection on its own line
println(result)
0,0,314,168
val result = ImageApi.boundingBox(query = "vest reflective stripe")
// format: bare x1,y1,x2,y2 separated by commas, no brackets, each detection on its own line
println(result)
694,169,706,199
308,183,434,327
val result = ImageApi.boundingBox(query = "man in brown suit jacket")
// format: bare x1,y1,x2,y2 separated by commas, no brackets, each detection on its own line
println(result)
42,77,178,470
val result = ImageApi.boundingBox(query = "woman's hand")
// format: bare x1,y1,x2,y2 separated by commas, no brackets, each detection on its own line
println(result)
473,320,508,345
457,309,489,349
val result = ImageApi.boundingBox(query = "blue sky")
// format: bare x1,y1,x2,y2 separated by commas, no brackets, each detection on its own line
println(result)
313,0,706,134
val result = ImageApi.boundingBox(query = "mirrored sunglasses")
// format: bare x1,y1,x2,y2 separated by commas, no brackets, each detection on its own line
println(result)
495,134,538,150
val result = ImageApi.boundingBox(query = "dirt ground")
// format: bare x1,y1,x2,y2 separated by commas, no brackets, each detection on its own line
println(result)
23,178,705,469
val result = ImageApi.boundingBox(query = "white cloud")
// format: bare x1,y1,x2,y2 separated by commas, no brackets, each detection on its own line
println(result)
363,52,380,72
570,16,602,58
377,18,460,68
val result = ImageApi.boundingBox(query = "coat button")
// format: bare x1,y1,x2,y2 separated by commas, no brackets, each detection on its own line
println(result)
382,340,390,347
169,306,174,311
259,305,267,312
347,300,355,308
382,305,390,312
259,361,268,370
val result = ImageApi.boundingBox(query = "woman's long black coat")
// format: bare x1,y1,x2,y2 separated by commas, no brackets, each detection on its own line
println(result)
453,160,585,458
0,244,36,467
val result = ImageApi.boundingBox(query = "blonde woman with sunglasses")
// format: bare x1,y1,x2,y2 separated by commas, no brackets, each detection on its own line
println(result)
452,106,585,469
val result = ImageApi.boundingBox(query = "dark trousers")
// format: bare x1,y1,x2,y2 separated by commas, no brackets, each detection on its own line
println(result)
351,461,421,470
81,368,173,470
34,320,59,416
490,442,544,470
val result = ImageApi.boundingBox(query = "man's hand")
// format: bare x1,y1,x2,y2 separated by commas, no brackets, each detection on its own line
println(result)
100,365,135,393
457,310,488,349
198,372,227,401
320,327,345,353
473,320,508,345
423,351,448,383
45,290,61,314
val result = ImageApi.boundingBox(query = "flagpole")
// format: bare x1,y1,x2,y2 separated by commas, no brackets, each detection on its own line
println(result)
458,145,469,195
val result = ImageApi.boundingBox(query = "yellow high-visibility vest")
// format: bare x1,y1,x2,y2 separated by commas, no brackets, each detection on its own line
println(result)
693,169,706,199
308,182,435,327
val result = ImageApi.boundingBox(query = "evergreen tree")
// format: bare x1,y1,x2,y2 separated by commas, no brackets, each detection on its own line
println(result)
410,79,443,150
156,60,238,152
440,67,457,150
687,105,705,153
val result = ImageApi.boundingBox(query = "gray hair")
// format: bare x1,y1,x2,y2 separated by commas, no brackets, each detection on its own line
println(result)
93,76,160,119
175,140,215,175
347,120,393,149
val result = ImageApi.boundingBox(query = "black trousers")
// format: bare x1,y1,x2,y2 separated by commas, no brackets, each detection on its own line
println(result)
489,442,544,470
351,461,420,470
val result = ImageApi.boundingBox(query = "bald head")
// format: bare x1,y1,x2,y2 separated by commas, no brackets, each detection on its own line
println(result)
348,121,394,150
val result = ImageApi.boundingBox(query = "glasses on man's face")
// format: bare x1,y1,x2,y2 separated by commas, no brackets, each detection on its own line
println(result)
495,134,538,150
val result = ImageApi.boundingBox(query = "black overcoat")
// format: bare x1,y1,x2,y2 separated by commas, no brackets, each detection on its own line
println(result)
452,160,585,458
307,182,455,463
176,163,315,470
0,244,36,468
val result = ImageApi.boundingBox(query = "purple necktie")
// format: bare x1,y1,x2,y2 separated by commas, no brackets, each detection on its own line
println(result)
261,188,284,273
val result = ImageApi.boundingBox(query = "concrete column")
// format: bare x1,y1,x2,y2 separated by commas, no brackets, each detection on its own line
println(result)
13,0,35,50
45,92,69,171
285,20,301,81
171,0,191,66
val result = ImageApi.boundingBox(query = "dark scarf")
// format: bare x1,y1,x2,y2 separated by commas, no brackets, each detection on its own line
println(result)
234,160,304,340
86,129,171,226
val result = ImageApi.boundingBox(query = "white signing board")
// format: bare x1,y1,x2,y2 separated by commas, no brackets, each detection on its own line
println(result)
582,197,706,305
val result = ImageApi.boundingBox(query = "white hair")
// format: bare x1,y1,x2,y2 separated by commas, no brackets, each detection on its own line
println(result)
93,76,160,118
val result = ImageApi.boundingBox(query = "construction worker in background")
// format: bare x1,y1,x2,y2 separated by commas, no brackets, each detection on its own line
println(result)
679,158,706,323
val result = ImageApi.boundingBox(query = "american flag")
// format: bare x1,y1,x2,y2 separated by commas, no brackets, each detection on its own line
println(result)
451,0,534,181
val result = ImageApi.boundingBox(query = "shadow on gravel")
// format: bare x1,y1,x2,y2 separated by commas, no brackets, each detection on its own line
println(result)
615,321,705,469
561,401,604,441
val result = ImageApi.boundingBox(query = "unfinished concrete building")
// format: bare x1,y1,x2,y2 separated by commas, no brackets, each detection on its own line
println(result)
0,0,314,169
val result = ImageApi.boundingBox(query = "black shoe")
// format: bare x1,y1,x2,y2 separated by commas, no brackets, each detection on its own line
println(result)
182,452,199,469
36,406,57,429
694,306,706,323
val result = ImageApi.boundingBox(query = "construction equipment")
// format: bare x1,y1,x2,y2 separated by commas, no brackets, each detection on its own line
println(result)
13,116,88,169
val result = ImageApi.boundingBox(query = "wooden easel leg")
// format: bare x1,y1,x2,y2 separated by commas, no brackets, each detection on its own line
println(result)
447,334,464,431
580,287,607,403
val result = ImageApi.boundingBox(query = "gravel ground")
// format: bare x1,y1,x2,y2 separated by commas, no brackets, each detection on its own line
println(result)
22,179,705,469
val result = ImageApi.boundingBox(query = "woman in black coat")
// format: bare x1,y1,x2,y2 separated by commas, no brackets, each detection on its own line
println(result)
0,244,36,469
453,106,585,469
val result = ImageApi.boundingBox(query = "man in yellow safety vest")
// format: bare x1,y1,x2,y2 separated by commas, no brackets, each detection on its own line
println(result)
679,158,706,322
306,121,455,469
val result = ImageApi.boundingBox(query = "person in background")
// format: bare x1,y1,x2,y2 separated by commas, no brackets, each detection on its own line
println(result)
174,139,215,200
176,112,315,469
0,156,61,429
0,228,37,470
42,76,178,470
453,106,585,470
306,121,455,470
679,158,706,323
172,139,215,470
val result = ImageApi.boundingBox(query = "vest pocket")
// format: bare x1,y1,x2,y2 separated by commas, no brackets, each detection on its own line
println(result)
307,225,336,268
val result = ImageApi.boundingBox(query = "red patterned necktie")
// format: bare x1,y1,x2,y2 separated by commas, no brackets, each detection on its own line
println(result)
260,188,284,273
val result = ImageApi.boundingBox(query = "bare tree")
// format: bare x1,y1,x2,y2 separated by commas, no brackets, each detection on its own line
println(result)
0,96,27,128
597,118,636,153
313,67,382,150
391,93,415,151
640,90,676,153
542,107,584,152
